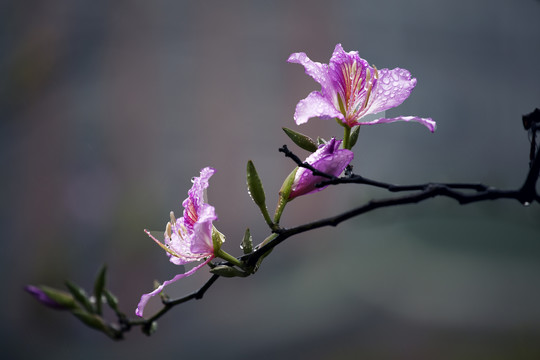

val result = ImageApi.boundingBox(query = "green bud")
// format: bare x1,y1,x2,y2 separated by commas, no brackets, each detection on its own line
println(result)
246,160,274,228
210,265,248,278
72,309,108,332
37,286,78,310
93,265,107,315
349,125,361,148
240,228,253,254
246,160,266,208
65,281,94,313
103,290,119,312
282,127,318,152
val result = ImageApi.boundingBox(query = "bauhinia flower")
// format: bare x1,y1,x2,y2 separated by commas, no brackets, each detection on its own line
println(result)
288,43,436,132
136,167,223,318
289,138,354,199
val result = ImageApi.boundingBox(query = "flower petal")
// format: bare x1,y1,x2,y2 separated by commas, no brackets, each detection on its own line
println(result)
362,68,417,116
360,115,436,132
190,203,217,254
135,256,214,318
287,51,331,90
293,91,343,125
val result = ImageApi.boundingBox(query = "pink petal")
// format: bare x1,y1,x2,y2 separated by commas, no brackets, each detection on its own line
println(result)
287,51,331,90
135,256,214,318
363,68,417,115
360,115,436,132
293,91,343,125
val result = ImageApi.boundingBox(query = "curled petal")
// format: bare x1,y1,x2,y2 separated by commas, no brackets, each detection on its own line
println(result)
135,256,214,318
293,92,343,125
287,52,331,91
360,115,436,132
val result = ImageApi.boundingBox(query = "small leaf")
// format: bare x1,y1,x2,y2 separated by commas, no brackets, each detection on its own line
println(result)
240,228,253,254
317,137,327,146
350,125,361,148
65,281,94,313
282,127,318,152
93,265,107,315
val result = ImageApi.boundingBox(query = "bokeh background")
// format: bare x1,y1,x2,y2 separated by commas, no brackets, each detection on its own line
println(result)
2,0,540,359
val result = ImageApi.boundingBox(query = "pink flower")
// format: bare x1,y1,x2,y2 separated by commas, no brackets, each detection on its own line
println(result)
289,138,353,199
288,44,435,131
136,167,220,317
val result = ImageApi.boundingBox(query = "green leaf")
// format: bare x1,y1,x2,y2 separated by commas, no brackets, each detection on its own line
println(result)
282,127,318,152
349,125,361,148
240,228,253,254
93,265,107,315
65,281,94,313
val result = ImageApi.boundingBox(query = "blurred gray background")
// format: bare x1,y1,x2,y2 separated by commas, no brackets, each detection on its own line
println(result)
2,0,540,359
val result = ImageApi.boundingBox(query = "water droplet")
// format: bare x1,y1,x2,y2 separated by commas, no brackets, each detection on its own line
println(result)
383,77,390,84
523,201,530,207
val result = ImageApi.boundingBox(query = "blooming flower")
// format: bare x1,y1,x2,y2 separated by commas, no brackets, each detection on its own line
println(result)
289,138,354,199
288,44,436,132
136,167,220,317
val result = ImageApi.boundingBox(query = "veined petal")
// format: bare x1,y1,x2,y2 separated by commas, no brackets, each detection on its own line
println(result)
190,204,217,254
287,51,331,91
361,68,417,116
294,91,343,125
135,255,214,318
360,115,436,132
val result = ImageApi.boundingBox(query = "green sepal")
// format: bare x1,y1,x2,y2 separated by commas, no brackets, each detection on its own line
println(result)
39,286,78,310
273,167,297,224
349,125,360,148
209,265,249,278
65,281,94,313
93,265,107,315
240,228,253,254
317,137,327,146
282,127,318,152
211,225,225,252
